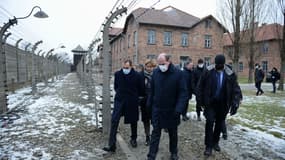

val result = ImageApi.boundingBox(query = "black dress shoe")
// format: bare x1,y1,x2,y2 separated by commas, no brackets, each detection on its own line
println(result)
222,133,227,140
170,153,179,160
204,147,212,156
102,146,116,152
130,139,137,148
213,144,221,152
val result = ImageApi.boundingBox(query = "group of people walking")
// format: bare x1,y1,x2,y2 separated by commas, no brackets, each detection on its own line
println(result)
103,53,243,160
254,63,281,95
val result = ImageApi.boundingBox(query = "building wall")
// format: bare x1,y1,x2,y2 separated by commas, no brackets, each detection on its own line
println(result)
226,40,281,77
111,16,226,72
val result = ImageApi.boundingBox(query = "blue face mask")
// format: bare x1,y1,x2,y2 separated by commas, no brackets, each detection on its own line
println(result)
123,68,131,74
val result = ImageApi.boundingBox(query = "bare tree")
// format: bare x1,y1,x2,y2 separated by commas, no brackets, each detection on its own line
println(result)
277,0,285,90
244,0,269,83
218,0,248,76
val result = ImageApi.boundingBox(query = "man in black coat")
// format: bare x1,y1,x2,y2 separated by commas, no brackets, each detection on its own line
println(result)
193,58,206,121
181,60,194,121
196,54,242,156
147,53,188,160
254,63,264,96
103,60,143,152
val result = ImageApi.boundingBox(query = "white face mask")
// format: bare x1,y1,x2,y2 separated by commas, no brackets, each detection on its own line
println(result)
198,64,204,68
123,68,131,74
159,64,168,72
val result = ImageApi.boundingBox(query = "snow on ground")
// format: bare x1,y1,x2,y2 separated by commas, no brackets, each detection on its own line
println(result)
1,75,99,159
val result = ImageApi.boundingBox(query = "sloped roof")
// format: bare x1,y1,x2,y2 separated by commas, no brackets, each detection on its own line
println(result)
109,27,123,37
190,15,227,32
126,6,200,29
224,23,283,46
71,45,88,54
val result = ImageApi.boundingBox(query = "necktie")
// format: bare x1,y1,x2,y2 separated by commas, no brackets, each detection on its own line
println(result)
215,72,222,98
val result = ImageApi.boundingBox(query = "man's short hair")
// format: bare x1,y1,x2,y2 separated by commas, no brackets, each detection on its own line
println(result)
124,59,132,66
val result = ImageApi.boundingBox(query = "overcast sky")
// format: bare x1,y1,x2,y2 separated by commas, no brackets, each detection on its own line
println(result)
0,0,219,61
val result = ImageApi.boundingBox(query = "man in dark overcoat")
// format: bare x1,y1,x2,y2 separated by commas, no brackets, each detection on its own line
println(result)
103,60,143,152
193,58,206,121
254,63,264,96
181,60,194,121
147,53,188,160
196,54,242,156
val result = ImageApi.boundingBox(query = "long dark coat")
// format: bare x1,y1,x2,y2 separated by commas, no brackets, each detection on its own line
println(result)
147,63,188,128
113,68,143,124
196,65,242,112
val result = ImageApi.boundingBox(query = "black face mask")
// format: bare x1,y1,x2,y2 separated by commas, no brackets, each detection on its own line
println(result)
215,64,224,70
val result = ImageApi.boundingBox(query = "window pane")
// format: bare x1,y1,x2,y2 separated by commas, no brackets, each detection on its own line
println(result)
262,61,268,72
148,30,156,44
181,33,188,46
164,31,172,45
262,42,269,53
204,35,212,48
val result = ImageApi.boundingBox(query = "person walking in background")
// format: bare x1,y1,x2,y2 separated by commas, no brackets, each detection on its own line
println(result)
270,67,280,93
147,53,188,160
103,60,143,152
181,60,194,121
254,63,265,96
193,58,205,121
197,54,242,156
138,59,156,146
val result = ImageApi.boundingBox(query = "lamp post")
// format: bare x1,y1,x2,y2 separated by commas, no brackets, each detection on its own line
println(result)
15,38,23,83
0,6,48,113
31,40,43,94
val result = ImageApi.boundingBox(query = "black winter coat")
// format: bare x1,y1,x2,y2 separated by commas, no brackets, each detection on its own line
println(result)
147,63,188,128
113,68,143,124
193,66,205,95
196,65,242,112
255,68,264,83
182,67,194,99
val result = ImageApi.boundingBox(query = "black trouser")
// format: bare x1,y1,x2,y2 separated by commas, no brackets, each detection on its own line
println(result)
221,119,227,135
255,81,264,95
204,103,227,148
108,120,137,148
147,126,178,160
182,99,190,116
272,80,277,93
196,103,202,118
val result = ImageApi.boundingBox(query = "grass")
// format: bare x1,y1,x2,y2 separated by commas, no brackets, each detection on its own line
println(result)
230,91,285,140
238,77,250,84
187,90,285,139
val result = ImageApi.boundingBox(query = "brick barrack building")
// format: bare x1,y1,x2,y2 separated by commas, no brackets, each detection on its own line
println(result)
109,6,283,78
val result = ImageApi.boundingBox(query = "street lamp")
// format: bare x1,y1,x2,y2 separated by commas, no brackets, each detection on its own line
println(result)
0,6,48,113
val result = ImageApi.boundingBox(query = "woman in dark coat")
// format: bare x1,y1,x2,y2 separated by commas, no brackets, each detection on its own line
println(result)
139,59,156,146
103,60,143,152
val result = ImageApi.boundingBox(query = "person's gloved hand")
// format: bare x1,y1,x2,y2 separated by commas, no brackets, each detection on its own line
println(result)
230,103,239,116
